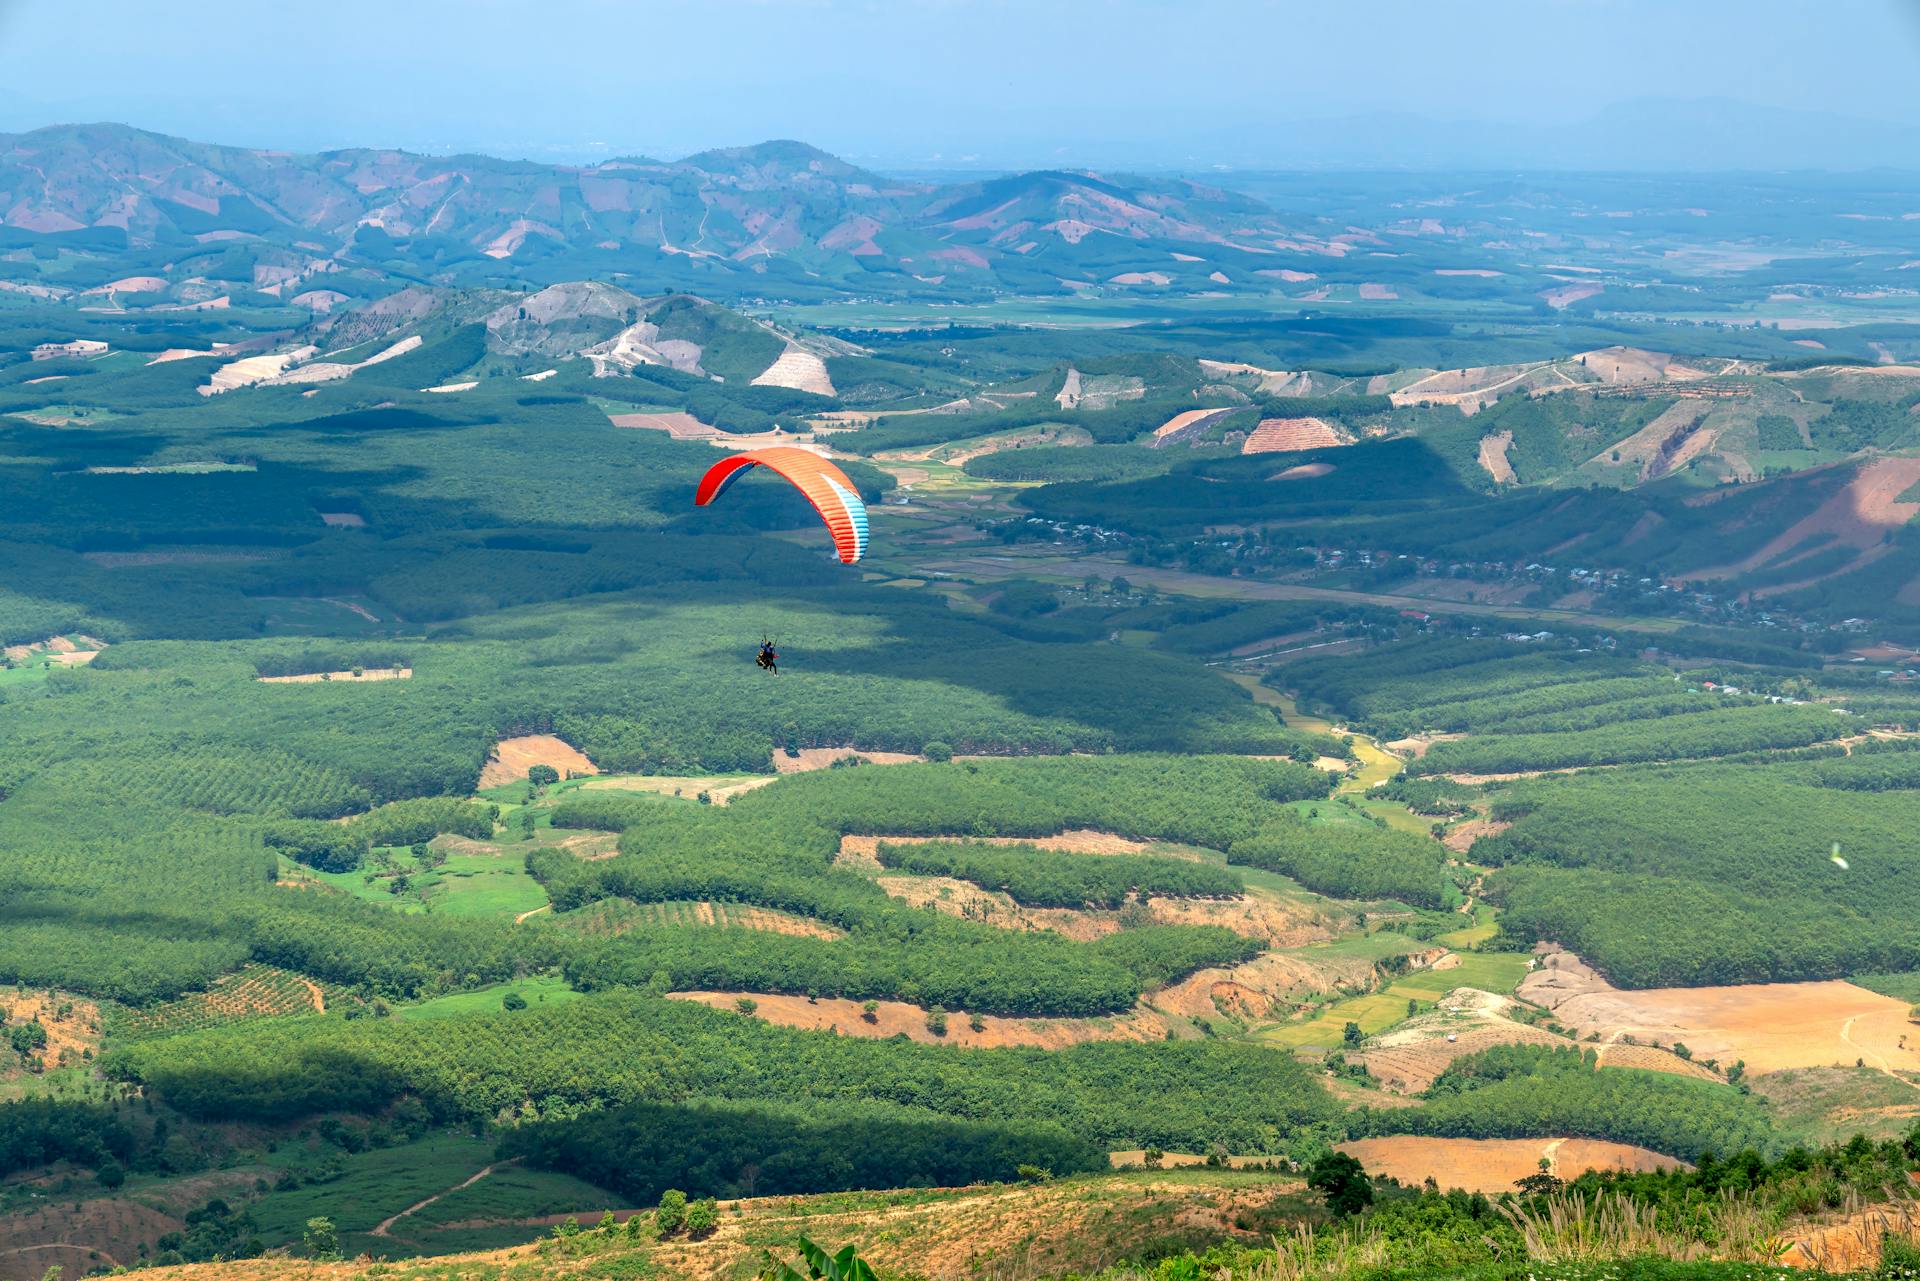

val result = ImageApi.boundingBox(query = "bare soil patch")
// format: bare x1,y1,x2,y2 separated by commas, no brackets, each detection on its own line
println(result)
0,990,101,1079
578,774,776,805
1363,1019,1571,1094
1151,949,1358,1022
480,735,598,788
256,667,410,684
1150,407,1238,446
669,991,1173,1048
1440,816,1508,853
774,747,923,773
1694,456,1920,582
836,831,1161,869
0,1197,178,1280
870,865,1328,948
1243,417,1347,454
1520,948,1920,1075
1338,1136,1682,1194
1478,430,1516,484
1271,461,1335,480
1782,1190,1920,1272
607,409,722,439
2,635,106,666
752,345,836,396
1384,733,1463,761
1596,1042,1723,1082
1541,283,1604,310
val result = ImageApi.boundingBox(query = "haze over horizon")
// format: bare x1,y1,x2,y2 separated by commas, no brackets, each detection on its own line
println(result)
2,0,1918,173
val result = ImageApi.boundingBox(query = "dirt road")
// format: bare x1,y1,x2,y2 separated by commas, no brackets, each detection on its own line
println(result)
372,1162,509,1238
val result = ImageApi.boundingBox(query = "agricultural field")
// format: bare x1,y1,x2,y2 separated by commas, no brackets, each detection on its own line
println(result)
4,119,1920,1281
111,965,341,1041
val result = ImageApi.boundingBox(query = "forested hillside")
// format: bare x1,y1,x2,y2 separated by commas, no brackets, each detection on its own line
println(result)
5,135,1920,1279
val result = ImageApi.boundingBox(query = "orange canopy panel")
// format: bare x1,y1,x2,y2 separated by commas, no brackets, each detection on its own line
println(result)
694,447,871,564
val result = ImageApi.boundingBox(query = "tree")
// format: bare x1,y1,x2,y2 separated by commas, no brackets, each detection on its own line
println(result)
302,1216,340,1260
922,741,953,763
9,1022,48,1058
926,1005,948,1037
861,1000,880,1023
503,991,528,1011
736,997,758,1015
1142,1147,1164,1168
656,1188,687,1234
1342,1021,1363,1047
1307,1152,1373,1216
528,764,560,788
684,1196,719,1237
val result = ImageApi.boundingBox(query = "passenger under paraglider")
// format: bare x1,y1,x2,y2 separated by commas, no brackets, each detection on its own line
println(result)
757,638,779,674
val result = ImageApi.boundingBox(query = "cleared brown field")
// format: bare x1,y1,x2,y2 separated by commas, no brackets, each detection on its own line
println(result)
0,1197,181,1281
836,831,1161,868
1150,407,1239,446
1596,1042,1723,1082
773,747,922,773
1692,456,1920,587
1521,949,1920,1076
667,991,1173,1048
479,735,598,788
0,990,100,1077
556,899,843,940
1242,417,1346,454
1338,1136,1683,1194
576,773,775,805
1362,1020,1570,1094
256,666,410,684
606,409,721,439
1478,429,1516,483
869,869,1328,948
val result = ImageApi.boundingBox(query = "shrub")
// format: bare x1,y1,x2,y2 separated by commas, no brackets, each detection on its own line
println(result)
684,1196,718,1237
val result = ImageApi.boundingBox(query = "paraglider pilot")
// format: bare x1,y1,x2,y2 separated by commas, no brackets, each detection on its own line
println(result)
757,638,779,674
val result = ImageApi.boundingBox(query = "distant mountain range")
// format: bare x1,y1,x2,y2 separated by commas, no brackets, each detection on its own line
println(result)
0,124,1346,301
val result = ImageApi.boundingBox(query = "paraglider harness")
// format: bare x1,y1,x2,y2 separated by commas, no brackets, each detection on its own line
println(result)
757,636,780,675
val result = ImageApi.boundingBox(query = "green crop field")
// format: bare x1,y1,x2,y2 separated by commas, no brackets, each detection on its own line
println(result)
394,976,584,1020
3,109,1920,1281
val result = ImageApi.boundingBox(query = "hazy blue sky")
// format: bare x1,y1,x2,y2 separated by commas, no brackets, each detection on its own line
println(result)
3,0,1918,169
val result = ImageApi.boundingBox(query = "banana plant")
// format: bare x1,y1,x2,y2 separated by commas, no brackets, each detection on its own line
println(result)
760,1235,878,1281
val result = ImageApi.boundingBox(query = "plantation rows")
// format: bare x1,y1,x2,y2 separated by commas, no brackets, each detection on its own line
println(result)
1361,1044,1773,1161
539,757,1320,1015
874,839,1243,908
106,991,1343,1152
1284,640,1853,775
1481,759,1920,986
500,1096,1106,1203
111,963,343,1042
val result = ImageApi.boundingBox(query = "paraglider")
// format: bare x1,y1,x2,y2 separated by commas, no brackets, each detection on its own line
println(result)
757,636,779,675
693,447,869,565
